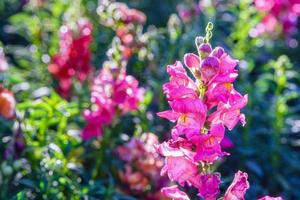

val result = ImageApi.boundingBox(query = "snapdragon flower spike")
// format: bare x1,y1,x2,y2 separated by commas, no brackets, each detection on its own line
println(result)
82,64,144,140
157,29,248,199
48,18,92,98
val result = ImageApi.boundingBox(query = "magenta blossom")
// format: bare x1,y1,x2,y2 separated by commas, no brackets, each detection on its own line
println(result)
113,73,145,113
224,171,283,200
157,29,247,199
224,171,250,200
82,64,144,140
193,124,229,163
161,185,190,200
157,140,198,186
191,173,221,200
208,90,248,131
221,135,235,149
157,25,283,200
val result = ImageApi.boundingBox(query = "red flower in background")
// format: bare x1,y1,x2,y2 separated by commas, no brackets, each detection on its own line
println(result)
48,18,93,99
0,85,16,119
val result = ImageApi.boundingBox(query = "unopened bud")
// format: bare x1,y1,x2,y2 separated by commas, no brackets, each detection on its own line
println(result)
211,47,225,58
195,36,205,47
199,43,212,58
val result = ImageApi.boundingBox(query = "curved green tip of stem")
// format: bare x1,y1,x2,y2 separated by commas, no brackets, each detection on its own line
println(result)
204,22,214,43
206,22,214,31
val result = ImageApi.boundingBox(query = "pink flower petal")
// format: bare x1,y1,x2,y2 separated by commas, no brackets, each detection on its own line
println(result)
184,53,200,69
161,185,190,200
224,171,250,200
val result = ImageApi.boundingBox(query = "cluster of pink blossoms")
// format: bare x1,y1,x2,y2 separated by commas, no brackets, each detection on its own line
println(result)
156,30,283,199
116,133,168,199
98,0,146,61
253,0,300,37
82,62,144,140
48,19,93,98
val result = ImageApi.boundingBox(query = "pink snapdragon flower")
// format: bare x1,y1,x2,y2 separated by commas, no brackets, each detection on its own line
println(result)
48,18,93,98
157,139,198,186
193,173,221,200
193,123,229,163
224,171,250,200
113,73,144,113
220,135,234,149
253,0,300,36
224,171,283,200
208,90,248,131
157,25,283,200
82,64,144,140
157,29,247,199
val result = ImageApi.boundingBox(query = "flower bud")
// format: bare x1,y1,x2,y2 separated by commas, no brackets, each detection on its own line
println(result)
184,53,200,69
199,43,212,58
195,36,204,47
211,47,224,58
200,56,219,83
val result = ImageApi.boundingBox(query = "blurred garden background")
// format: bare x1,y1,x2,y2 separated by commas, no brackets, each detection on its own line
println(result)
0,0,300,199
